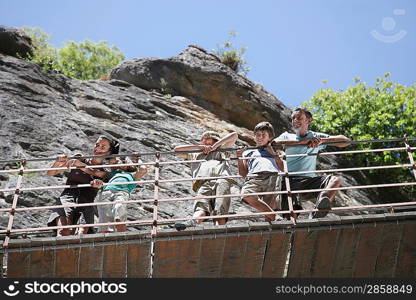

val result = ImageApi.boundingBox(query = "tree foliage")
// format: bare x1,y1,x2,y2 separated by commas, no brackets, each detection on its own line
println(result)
303,73,416,200
22,27,125,80
22,27,59,69
58,40,124,80
212,30,250,75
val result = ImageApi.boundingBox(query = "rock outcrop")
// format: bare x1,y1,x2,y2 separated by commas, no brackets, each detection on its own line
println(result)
0,26,33,59
0,44,376,235
111,45,291,133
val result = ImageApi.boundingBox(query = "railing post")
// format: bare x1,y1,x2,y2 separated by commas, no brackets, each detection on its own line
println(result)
282,154,297,224
404,136,416,181
151,152,161,237
149,152,160,278
3,159,26,248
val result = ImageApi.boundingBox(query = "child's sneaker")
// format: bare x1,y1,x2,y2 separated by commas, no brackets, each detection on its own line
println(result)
309,196,331,219
174,219,197,231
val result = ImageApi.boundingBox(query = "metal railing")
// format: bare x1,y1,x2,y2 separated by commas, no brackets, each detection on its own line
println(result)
0,137,415,249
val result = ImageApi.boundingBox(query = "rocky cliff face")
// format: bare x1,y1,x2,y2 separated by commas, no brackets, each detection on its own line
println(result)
0,42,376,235
111,45,291,134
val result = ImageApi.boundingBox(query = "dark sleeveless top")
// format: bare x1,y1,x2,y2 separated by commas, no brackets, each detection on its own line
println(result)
61,158,108,203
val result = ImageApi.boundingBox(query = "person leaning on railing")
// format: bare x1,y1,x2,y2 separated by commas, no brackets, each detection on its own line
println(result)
272,107,351,219
92,155,148,233
173,131,238,230
237,121,284,223
46,135,119,236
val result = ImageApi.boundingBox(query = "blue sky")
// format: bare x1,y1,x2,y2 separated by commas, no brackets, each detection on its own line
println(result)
2,0,415,108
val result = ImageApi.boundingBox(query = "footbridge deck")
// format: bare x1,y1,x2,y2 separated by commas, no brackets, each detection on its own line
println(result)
2,211,416,278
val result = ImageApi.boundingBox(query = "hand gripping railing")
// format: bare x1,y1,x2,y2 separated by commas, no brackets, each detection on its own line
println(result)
0,137,415,249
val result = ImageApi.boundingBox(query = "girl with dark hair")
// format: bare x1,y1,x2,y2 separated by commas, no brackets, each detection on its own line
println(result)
98,135,120,156
46,135,119,236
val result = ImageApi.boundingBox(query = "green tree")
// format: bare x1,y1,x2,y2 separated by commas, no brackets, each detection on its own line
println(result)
21,27,125,80
57,40,125,80
212,30,250,75
21,27,59,70
303,73,416,201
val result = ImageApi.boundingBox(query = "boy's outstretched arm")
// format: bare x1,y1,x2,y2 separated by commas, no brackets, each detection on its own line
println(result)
212,131,238,150
174,144,207,158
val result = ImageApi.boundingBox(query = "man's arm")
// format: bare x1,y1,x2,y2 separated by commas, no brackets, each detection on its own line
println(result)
271,137,309,149
302,134,351,148
272,135,351,149
320,135,351,148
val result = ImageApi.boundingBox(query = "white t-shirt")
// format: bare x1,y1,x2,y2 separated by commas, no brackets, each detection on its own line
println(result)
242,148,280,175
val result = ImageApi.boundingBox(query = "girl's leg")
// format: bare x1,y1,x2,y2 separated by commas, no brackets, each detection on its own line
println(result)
56,216,72,236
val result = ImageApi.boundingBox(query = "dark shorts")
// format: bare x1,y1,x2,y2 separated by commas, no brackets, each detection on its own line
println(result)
47,189,95,230
278,175,333,211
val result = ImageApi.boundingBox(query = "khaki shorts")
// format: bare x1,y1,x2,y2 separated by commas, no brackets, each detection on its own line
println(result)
241,173,280,206
194,179,233,216
96,190,129,232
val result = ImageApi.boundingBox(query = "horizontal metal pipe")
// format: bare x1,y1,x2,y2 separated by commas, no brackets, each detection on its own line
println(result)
1,181,415,214
1,138,414,164
1,196,416,235
1,160,414,193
